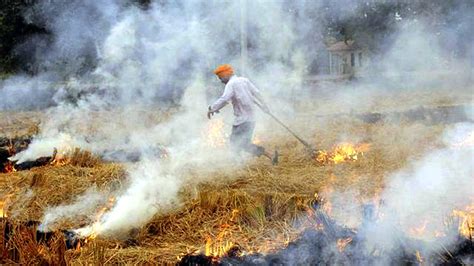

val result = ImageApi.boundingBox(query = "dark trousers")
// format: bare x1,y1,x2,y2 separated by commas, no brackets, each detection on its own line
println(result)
230,122,265,157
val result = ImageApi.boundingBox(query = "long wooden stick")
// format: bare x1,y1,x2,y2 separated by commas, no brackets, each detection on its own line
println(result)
253,101,314,150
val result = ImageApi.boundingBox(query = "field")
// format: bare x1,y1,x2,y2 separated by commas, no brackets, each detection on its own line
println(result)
0,85,472,264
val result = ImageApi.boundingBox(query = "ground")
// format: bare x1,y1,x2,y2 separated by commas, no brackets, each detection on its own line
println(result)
0,85,471,264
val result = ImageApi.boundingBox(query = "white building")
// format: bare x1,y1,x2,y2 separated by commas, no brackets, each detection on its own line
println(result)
327,40,366,76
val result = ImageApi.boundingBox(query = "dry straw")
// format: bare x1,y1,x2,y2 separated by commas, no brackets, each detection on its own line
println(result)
0,119,446,264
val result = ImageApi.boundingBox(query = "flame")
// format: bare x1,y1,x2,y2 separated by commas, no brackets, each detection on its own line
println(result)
2,161,16,173
253,135,262,145
316,142,370,164
205,236,234,258
406,204,473,240
336,237,352,252
204,209,239,258
50,147,72,166
452,204,474,239
315,150,328,163
333,143,358,163
2,140,17,173
204,119,228,148
0,194,12,217
415,250,423,263
85,196,116,242
0,201,6,217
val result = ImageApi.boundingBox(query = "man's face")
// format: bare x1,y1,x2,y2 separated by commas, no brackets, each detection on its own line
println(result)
218,75,231,84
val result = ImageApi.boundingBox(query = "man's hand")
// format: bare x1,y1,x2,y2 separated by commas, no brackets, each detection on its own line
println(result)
207,106,218,119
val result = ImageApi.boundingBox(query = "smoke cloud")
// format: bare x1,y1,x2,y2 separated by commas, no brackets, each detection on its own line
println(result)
324,122,473,260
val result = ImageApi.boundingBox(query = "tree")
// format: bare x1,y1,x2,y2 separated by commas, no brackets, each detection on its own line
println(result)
0,0,46,75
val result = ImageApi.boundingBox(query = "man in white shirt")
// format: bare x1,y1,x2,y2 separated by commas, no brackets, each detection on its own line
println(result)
208,64,278,165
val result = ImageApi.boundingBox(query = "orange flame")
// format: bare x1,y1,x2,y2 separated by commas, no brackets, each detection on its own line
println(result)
50,147,72,166
204,119,228,148
0,201,6,217
415,250,423,263
205,236,234,258
253,135,262,145
85,196,116,242
204,209,239,258
2,140,17,173
2,161,16,173
337,237,352,252
404,204,473,240
452,204,474,239
316,142,370,164
0,194,12,217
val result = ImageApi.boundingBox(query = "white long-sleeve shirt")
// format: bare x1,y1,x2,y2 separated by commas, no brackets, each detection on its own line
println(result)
210,75,263,126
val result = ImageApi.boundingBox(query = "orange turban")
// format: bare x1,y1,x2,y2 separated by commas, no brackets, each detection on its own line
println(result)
213,64,234,78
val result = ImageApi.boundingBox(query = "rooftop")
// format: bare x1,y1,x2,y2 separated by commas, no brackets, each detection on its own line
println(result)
327,40,359,52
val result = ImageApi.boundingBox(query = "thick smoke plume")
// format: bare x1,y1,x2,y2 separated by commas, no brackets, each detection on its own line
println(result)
323,122,473,261
27,0,316,234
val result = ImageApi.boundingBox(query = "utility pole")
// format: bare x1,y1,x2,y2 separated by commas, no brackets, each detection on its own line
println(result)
240,0,248,76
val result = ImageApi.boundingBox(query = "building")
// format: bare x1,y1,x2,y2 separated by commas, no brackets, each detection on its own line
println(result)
327,40,366,76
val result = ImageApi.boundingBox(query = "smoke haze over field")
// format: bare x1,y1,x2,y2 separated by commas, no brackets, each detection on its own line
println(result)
0,1,472,260
2,1,472,111
323,123,474,261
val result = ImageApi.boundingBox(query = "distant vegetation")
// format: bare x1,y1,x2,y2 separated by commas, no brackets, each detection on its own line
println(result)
0,1,45,75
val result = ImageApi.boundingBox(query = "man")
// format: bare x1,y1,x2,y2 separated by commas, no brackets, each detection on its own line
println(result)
207,64,278,165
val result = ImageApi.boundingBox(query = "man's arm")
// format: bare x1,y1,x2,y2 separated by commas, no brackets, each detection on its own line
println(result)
209,84,234,113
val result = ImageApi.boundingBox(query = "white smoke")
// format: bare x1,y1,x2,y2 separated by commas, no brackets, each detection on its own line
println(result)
327,122,474,258
75,159,182,238
17,0,315,235
0,74,56,111
10,132,85,164
39,188,108,232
